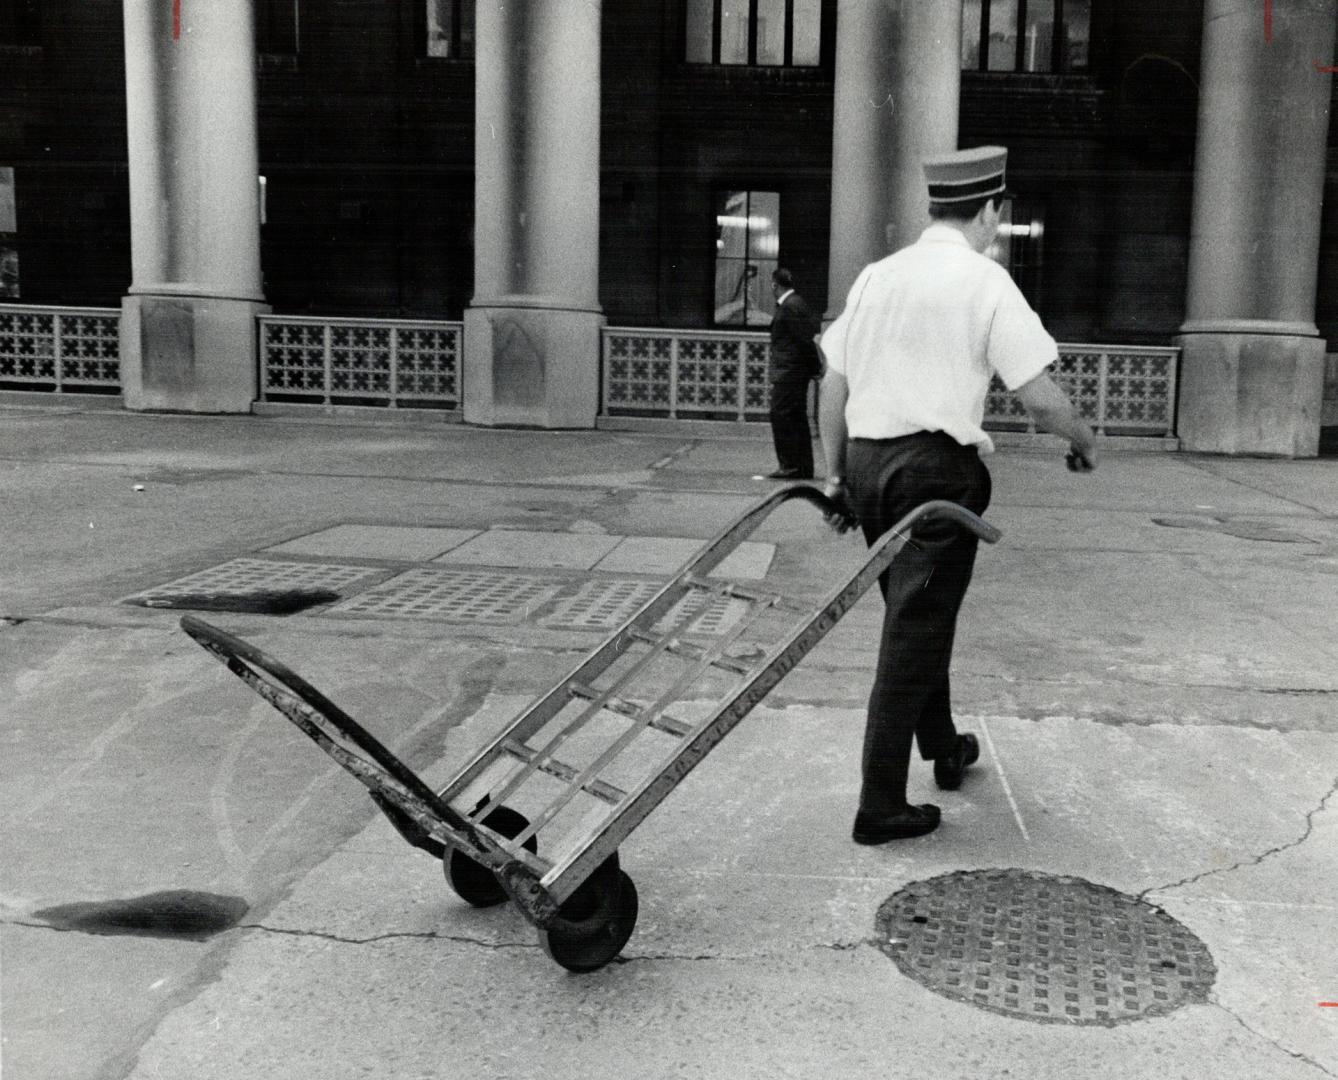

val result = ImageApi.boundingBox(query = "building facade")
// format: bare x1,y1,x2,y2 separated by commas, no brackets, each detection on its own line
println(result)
1,0,1336,452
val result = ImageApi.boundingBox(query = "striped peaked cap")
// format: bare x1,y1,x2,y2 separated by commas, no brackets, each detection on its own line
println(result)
922,145,1008,205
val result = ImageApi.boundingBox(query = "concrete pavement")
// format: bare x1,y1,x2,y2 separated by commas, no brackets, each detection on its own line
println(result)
1,403,1336,1079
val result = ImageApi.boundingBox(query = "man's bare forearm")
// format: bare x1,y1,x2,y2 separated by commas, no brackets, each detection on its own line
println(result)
1030,398,1095,449
1016,372,1097,457
819,373,849,480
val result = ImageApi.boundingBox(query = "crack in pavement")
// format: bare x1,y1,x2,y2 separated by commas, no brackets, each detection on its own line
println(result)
1210,999,1337,1078
1139,775,1338,903
247,923,868,963
244,922,537,950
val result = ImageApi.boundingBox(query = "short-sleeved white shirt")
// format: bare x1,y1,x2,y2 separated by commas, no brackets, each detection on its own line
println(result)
820,223,1057,453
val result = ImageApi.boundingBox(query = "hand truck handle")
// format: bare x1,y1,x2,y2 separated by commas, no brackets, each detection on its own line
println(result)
767,486,1001,546
887,498,1002,545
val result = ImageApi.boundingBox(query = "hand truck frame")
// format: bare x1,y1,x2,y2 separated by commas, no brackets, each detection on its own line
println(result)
180,487,1000,972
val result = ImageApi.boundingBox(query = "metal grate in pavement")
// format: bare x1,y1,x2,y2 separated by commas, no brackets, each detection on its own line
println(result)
876,869,1216,1026
666,590,749,636
537,579,749,635
327,568,561,624
539,580,662,631
125,559,383,606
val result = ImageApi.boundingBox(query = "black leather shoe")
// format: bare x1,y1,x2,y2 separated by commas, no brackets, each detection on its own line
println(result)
933,733,980,791
766,467,806,479
851,803,941,844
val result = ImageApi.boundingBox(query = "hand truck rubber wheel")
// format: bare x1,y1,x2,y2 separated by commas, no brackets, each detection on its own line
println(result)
445,803,538,908
538,856,638,973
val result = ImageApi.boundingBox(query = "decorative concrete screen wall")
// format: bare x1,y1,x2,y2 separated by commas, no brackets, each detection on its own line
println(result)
258,315,462,409
0,309,1178,439
603,327,1179,437
602,328,773,423
0,306,121,394
984,345,1180,436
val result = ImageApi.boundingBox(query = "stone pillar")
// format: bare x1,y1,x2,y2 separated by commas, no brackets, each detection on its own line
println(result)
825,0,961,318
464,0,603,428
119,0,267,413
1177,0,1336,456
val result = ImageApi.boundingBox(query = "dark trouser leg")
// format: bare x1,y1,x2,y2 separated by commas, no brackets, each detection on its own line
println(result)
858,525,980,813
769,376,814,475
847,434,990,814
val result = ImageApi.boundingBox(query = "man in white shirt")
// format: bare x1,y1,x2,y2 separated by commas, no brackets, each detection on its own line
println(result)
818,145,1097,844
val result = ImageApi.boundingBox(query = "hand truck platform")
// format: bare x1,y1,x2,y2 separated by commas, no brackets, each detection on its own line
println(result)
181,487,1000,972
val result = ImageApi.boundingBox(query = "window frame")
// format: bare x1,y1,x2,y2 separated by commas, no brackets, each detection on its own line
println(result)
686,0,824,69
426,0,475,61
710,187,782,329
985,197,1046,311
965,0,1089,75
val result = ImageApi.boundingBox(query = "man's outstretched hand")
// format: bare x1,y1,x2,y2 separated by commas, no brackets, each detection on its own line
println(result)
1065,442,1097,473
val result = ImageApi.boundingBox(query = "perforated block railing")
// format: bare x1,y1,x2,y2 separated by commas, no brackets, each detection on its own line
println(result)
602,326,1178,437
258,314,461,409
602,327,773,423
0,305,121,393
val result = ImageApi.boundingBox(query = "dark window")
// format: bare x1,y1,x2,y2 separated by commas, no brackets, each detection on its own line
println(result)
257,0,299,55
962,0,1089,73
686,0,822,67
0,0,41,47
714,190,780,327
427,0,475,59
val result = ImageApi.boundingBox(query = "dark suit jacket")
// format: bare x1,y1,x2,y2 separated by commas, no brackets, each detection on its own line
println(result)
769,291,822,381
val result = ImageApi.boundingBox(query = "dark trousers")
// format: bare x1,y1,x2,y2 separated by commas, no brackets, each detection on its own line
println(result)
846,432,992,814
769,375,814,476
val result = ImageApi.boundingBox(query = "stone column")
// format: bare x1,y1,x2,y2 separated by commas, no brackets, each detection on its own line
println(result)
119,0,267,412
1177,0,1336,456
825,0,961,318
464,0,603,428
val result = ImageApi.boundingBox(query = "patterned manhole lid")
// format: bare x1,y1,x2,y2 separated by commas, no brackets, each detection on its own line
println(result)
876,869,1216,1026
327,568,561,623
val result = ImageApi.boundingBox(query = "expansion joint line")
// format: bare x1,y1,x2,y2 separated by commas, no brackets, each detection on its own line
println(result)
1139,775,1338,903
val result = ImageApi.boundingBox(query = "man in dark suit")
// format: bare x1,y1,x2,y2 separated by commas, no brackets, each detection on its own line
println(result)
766,267,822,479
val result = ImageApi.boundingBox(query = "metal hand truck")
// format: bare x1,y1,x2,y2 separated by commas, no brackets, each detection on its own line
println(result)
180,488,999,973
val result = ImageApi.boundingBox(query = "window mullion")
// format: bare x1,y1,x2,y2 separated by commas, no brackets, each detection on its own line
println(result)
713,0,722,64
979,0,991,72
1016,0,1027,72
743,191,753,324
784,0,794,66
748,0,759,66
1053,0,1065,72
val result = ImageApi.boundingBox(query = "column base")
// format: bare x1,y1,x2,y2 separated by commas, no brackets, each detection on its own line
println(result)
120,295,269,413
1175,332,1326,457
463,305,604,428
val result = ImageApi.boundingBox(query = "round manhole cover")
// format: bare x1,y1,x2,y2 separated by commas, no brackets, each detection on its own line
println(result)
876,869,1216,1026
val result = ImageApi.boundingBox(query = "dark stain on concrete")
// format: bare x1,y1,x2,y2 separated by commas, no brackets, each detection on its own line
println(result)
128,588,340,614
33,890,249,941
